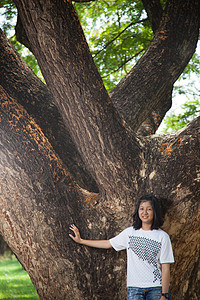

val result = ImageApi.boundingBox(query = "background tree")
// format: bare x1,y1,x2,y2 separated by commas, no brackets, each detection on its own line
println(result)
0,0,199,299
163,99,200,133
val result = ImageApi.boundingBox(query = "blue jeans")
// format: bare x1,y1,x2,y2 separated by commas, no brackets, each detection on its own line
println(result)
127,287,172,300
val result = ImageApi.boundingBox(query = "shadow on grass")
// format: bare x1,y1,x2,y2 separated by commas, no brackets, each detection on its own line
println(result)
0,255,39,300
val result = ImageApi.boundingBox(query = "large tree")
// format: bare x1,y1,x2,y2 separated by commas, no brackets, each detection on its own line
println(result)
0,0,199,299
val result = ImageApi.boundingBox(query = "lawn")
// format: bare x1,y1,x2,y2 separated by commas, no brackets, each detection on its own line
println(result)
0,255,39,299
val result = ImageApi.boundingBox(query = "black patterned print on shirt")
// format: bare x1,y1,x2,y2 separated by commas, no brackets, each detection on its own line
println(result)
128,236,162,283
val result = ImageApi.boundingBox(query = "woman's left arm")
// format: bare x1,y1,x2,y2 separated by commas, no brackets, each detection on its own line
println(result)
160,263,170,300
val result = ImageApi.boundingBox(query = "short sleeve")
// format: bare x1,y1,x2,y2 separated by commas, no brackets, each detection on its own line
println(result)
160,233,175,264
109,228,128,251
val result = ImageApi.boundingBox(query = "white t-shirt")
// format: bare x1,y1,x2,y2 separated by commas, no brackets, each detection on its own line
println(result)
109,227,174,288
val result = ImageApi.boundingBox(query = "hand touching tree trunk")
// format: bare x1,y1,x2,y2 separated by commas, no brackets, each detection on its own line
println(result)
0,0,199,299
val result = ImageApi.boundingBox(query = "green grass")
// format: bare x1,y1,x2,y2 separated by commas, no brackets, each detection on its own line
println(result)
0,255,39,299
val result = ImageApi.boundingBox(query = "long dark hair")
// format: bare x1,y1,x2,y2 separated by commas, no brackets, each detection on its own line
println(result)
133,194,164,230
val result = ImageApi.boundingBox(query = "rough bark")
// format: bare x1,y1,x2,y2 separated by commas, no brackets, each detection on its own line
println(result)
141,0,163,34
0,84,128,299
0,28,98,192
110,0,199,132
137,90,172,136
15,12,32,52
0,235,10,255
137,0,171,136
13,0,142,201
0,0,199,299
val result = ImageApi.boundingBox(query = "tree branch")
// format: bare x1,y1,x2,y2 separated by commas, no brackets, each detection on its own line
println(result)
0,29,98,192
137,90,172,135
110,0,200,133
141,0,163,33
104,48,144,78
14,2,167,137
93,18,148,57
15,12,32,52
13,0,142,198
143,116,200,198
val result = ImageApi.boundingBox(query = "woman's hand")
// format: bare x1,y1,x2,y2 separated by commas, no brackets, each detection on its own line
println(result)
69,224,112,249
69,224,82,244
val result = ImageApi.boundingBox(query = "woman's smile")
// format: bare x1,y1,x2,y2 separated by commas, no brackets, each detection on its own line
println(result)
138,201,154,226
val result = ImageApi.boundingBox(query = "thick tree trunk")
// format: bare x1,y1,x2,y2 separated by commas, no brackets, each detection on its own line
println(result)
0,84,128,299
0,0,199,299
1,79,199,299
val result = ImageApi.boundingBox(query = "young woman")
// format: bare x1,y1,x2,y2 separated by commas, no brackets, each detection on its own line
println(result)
69,194,174,300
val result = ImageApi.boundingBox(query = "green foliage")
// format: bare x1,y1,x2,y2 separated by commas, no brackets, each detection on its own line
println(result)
0,0,16,36
0,255,39,299
180,53,200,79
74,0,152,90
1,0,152,88
0,1,44,81
0,0,199,130
162,99,200,133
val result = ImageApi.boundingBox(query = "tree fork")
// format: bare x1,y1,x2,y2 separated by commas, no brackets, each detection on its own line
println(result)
0,28,98,192
110,0,200,131
13,0,143,199
1,0,199,298
0,84,129,299
12,0,200,136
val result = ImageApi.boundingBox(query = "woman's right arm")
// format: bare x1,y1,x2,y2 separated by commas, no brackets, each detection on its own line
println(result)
69,224,112,249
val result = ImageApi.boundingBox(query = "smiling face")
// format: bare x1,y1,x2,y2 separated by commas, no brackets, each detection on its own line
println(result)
138,201,154,229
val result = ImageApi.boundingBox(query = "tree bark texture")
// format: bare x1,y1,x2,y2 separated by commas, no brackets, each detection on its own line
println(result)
0,0,199,299
0,235,10,255
141,0,163,34
0,28,98,192
0,84,127,299
110,0,199,132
